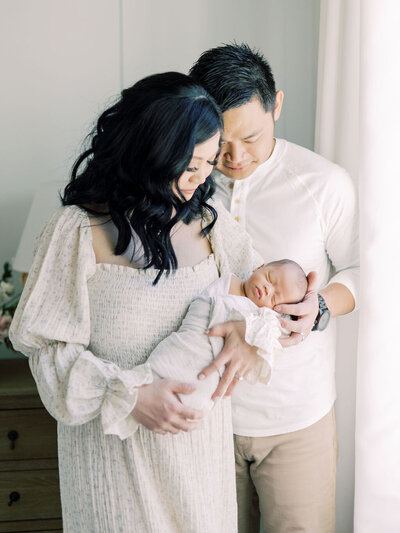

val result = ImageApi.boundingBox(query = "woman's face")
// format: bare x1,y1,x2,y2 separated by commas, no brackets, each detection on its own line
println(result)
176,132,220,200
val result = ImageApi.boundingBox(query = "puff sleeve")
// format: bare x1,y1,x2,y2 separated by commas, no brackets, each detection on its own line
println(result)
9,206,153,440
242,307,283,384
208,198,264,280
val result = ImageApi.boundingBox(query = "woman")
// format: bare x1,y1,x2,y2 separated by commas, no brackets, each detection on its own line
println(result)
10,72,263,532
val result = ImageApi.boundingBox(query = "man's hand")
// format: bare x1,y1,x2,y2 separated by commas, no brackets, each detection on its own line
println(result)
131,380,204,435
198,321,259,400
274,271,319,347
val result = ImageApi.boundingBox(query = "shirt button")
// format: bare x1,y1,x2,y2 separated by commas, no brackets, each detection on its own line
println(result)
229,182,234,189
235,216,240,222
235,198,240,204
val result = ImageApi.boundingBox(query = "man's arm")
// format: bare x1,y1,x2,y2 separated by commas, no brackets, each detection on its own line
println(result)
276,165,359,346
320,282,355,317
275,278,355,347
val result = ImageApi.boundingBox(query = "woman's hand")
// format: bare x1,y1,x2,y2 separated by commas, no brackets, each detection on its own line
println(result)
131,379,204,435
274,271,319,347
198,321,259,400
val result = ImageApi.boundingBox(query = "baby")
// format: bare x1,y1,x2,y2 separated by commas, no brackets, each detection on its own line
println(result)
147,259,308,413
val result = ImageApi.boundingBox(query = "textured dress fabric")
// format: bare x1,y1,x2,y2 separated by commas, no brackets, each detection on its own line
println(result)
10,202,261,533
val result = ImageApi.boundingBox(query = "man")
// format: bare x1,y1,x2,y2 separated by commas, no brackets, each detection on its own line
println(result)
190,43,359,533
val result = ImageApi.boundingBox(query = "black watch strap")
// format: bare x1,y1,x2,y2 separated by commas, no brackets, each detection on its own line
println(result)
312,293,331,332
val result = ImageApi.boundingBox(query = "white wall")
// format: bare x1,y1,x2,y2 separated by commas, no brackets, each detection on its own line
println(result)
0,0,121,244
122,0,320,149
0,0,121,360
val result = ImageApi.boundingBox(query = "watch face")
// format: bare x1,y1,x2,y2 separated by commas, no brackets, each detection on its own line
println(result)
318,310,331,331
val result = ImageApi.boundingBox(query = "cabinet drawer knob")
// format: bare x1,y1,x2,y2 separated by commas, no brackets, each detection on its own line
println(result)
8,491,20,506
7,430,19,450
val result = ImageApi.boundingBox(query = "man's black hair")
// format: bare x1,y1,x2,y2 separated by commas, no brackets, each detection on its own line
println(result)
190,42,276,113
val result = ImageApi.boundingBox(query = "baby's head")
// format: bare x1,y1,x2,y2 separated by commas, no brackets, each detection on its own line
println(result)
244,259,308,309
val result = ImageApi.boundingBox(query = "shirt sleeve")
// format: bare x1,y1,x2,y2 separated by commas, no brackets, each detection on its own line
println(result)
9,206,153,440
320,166,360,307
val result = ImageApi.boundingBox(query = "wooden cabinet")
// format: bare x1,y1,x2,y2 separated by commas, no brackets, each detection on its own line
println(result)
0,359,62,532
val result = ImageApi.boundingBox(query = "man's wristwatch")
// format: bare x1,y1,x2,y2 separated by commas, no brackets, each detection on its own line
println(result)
312,294,331,331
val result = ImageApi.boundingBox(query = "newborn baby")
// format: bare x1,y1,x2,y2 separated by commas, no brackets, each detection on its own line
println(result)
147,259,308,413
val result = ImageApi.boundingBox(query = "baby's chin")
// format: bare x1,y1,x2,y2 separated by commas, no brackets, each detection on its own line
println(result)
251,297,273,310
259,303,274,310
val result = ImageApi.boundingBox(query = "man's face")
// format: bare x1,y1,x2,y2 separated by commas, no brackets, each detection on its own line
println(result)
216,93,283,180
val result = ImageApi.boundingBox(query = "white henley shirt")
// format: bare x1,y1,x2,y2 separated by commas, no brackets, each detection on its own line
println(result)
214,138,359,437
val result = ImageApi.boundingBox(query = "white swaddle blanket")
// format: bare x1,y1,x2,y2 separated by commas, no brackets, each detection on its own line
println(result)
147,274,284,413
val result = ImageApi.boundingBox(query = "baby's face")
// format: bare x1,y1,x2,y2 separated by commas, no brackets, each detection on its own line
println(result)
244,264,305,309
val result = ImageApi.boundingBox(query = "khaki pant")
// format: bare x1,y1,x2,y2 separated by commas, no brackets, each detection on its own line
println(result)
234,408,337,533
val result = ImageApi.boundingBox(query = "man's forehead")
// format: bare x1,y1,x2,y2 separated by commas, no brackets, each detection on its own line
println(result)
221,100,272,140
221,128,263,142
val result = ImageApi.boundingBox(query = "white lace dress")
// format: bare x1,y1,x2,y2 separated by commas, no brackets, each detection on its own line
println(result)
10,203,262,533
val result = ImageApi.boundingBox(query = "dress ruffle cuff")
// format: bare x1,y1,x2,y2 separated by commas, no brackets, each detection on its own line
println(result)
244,309,283,385
65,352,153,440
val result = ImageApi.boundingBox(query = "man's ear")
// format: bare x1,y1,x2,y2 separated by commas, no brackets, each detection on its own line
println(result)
273,90,284,121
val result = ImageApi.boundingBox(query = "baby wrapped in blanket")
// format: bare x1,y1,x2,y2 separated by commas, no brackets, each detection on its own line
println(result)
148,259,308,412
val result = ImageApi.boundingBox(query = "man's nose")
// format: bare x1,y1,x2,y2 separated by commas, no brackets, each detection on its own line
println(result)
222,143,244,162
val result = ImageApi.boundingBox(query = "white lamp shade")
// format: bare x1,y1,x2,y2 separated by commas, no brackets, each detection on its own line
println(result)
12,181,67,272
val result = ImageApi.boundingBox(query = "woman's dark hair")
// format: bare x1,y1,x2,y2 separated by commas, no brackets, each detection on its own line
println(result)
189,43,276,113
62,72,222,283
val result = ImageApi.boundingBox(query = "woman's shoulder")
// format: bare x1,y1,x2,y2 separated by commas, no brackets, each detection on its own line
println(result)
35,205,94,262
43,203,105,237
44,204,88,229
207,196,226,213
206,197,248,241
205,197,262,279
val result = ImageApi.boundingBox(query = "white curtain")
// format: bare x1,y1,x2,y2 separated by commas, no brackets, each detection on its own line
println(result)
315,1,400,532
